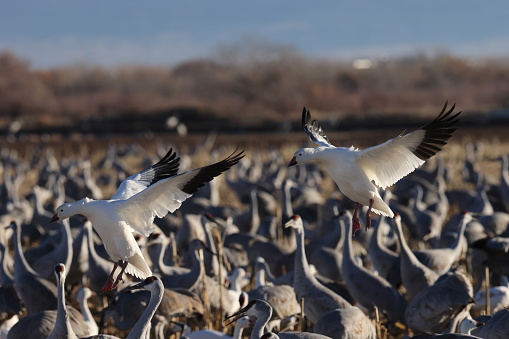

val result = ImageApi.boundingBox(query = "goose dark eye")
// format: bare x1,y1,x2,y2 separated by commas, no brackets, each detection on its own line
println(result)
299,153,302,156
60,209,63,212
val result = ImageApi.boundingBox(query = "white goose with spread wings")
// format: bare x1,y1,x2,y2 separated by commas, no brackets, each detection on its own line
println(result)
289,103,461,232
50,148,244,291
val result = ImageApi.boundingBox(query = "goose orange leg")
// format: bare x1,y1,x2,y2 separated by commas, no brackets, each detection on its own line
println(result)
111,260,129,290
101,261,119,292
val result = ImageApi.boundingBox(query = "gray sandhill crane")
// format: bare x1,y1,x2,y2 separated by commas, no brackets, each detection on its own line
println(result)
368,213,399,280
476,212,509,237
341,213,407,325
393,214,438,300
413,212,472,275
410,185,444,245
9,221,58,314
149,234,191,277
411,321,482,338
285,215,351,324
313,306,376,339
0,285,22,328
32,219,73,282
176,214,206,254
76,287,99,336
470,236,509,276
160,239,205,290
308,227,344,282
0,240,13,285
103,282,203,338
405,271,474,334
246,284,301,331
112,276,165,339
475,308,509,339
47,263,81,339
7,264,90,339
0,242,22,327
225,299,332,339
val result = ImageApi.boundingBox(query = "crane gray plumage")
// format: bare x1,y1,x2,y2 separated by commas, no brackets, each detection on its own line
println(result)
7,264,90,339
411,212,471,275
393,214,438,299
225,299,331,339
313,307,376,339
285,215,351,324
475,308,509,339
76,287,99,336
32,219,73,282
9,221,58,314
470,236,509,276
340,212,407,325
405,271,474,334
47,263,82,339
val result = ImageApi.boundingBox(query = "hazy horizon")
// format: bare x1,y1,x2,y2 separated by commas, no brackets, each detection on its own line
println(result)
1,1,508,69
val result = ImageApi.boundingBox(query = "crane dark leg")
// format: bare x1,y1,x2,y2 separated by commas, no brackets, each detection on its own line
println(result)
101,261,119,292
352,202,361,235
111,260,129,290
365,198,374,230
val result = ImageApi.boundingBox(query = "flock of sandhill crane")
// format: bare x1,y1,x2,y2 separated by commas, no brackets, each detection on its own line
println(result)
1,104,509,339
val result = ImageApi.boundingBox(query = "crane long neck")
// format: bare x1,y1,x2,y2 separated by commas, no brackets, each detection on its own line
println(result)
0,242,14,285
293,226,314,279
127,284,164,339
251,308,271,339
450,217,468,253
249,190,260,235
12,224,39,277
77,293,96,334
48,274,78,339
343,218,354,260
394,220,412,256
232,322,246,339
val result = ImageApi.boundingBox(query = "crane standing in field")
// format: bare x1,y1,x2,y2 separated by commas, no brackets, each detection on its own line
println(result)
289,103,461,232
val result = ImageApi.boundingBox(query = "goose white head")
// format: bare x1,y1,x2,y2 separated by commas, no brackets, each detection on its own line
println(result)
459,318,484,334
50,198,92,222
288,147,321,167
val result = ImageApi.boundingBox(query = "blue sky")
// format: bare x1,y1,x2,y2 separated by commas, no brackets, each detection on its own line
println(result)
1,1,508,69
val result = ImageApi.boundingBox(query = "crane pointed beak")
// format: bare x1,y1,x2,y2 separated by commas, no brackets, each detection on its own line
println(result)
49,214,60,223
223,309,246,326
288,157,297,167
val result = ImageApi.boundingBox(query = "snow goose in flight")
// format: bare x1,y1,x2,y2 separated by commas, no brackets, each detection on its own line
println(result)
50,148,244,291
289,103,461,232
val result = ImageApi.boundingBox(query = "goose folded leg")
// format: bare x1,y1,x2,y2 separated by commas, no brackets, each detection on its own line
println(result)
101,260,129,292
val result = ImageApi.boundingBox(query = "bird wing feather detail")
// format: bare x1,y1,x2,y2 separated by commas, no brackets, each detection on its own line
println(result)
356,102,460,189
356,131,426,189
116,150,244,237
302,107,334,147
111,148,180,201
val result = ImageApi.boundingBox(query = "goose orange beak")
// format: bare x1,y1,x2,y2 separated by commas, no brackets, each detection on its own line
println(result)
288,157,297,167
